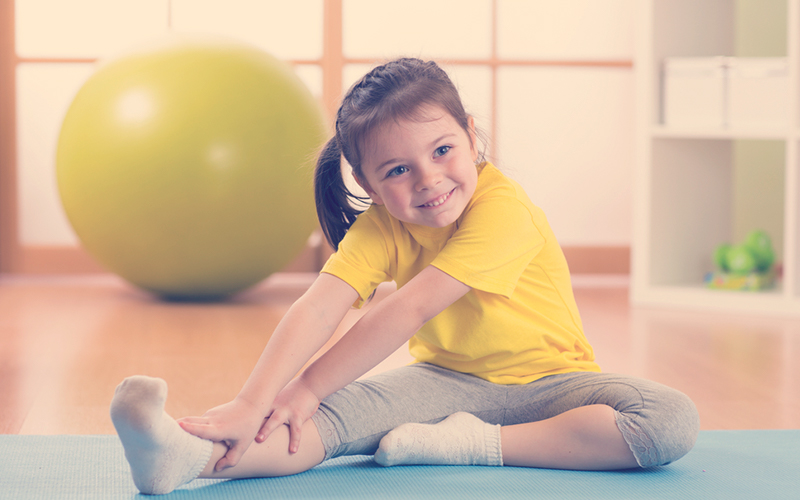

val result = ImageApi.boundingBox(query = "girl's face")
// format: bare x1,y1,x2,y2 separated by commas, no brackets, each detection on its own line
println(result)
358,105,480,228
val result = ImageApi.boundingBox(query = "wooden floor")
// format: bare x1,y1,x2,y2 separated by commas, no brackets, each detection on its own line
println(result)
1,273,798,435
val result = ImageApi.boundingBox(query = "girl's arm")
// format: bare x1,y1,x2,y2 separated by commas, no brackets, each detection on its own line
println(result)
178,272,359,470
235,273,359,413
304,265,470,396
258,265,471,451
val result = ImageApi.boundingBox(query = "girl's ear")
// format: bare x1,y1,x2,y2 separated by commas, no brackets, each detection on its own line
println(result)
352,172,384,205
467,116,479,163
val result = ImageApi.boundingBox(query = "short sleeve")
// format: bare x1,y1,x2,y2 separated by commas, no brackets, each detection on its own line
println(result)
321,210,394,308
431,186,544,298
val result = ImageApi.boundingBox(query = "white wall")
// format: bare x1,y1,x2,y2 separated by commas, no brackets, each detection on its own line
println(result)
15,0,635,248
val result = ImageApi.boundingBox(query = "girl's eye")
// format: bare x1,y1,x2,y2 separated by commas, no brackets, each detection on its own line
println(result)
386,165,408,178
434,145,451,158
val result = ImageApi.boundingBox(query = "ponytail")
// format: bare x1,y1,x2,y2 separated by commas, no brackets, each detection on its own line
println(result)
314,138,369,250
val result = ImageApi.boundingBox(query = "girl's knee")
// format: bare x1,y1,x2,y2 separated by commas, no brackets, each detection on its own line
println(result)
617,386,699,467
659,389,700,465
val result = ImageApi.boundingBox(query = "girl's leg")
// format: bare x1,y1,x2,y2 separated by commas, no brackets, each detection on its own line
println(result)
198,421,324,479
113,363,481,493
503,372,700,468
310,363,511,461
500,404,638,470
374,405,635,470
374,372,699,470
111,376,324,495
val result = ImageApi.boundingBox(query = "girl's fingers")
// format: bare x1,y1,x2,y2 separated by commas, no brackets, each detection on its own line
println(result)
176,416,208,425
255,413,283,443
288,418,303,454
178,420,222,441
215,443,245,471
254,420,268,443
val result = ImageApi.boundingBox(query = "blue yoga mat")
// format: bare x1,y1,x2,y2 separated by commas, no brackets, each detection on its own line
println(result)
1,431,797,499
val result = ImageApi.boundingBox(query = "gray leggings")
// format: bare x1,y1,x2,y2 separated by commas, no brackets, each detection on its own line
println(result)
310,363,700,468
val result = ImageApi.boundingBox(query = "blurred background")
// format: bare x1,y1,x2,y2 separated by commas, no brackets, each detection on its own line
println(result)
0,0,786,278
1,0,637,275
1,0,797,436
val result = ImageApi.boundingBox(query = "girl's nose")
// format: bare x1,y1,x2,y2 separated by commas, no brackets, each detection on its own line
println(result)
415,164,442,191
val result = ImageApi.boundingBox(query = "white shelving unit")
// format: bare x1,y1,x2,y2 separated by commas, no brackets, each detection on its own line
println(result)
631,0,800,316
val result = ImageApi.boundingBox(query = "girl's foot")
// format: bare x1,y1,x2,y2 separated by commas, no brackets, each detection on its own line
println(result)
110,376,213,494
374,412,502,467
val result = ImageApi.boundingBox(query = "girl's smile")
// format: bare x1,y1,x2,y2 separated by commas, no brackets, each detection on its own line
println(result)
419,188,456,208
358,105,480,228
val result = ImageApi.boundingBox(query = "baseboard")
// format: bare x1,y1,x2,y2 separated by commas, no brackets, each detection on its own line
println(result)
561,246,630,274
6,244,631,275
13,246,105,274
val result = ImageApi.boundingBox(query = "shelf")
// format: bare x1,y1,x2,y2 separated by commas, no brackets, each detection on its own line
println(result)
632,0,800,316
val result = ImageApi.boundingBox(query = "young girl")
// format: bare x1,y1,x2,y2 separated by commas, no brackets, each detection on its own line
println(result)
110,58,699,495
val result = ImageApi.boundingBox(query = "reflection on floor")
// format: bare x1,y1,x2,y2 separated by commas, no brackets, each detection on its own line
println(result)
1,273,798,435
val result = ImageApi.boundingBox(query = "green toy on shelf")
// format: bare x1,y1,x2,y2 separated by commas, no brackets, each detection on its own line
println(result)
705,230,777,291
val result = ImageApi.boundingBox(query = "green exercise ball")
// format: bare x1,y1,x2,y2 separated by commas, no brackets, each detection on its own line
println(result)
57,37,326,300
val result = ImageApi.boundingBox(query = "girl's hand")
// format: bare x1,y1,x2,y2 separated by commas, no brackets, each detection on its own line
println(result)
256,378,321,454
177,397,264,471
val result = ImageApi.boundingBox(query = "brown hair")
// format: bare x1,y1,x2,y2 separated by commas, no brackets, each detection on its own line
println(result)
314,58,479,249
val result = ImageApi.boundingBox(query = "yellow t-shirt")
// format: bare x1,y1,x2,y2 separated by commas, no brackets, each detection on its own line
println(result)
321,162,600,384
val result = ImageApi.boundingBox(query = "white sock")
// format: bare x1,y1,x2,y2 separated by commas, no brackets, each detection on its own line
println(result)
374,412,503,467
110,375,213,495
